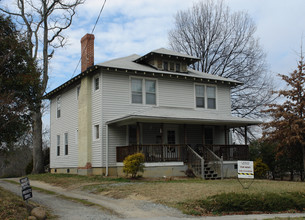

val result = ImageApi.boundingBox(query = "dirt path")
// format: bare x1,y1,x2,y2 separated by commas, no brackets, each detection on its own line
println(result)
0,179,186,219
0,180,117,220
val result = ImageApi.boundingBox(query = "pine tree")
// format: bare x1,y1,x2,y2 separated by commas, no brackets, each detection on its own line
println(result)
262,55,305,179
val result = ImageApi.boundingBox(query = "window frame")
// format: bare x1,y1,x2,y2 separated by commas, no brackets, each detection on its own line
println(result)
130,76,157,106
56,96,61,118
57,135,60,156
64,132,68,155
94,76,100,91
94,124,100,140
76,85,81,100
194,83,217,110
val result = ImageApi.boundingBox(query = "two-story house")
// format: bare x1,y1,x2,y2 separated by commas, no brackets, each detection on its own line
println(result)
46,34,260,179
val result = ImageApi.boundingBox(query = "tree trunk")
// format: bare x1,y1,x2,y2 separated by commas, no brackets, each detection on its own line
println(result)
303,146,305,181
32,108,44,174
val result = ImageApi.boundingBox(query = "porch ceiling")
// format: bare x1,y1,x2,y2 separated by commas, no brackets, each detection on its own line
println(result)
106,107,261,128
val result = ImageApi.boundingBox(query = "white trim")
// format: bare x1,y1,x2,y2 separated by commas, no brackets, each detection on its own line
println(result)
116,161,184,167
194,83,218,110
129,76,158,106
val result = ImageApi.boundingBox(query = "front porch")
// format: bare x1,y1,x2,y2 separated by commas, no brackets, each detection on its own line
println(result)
106,106,260,178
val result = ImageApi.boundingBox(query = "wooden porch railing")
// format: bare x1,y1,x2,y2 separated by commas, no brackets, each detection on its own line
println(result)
116,144,249,163
116,144,188,162
195,144,249,161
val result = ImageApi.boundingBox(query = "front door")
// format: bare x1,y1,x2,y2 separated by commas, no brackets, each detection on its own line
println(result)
164,125,179,160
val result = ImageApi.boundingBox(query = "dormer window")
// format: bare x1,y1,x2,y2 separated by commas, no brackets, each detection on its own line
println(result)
170,62,175,71
163,61,168,71
176,63,181,72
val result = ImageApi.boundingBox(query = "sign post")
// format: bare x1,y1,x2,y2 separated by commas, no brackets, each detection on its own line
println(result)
237,160,254,189
19,177,32,202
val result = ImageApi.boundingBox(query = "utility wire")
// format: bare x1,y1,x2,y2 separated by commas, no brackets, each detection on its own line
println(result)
71,0,106,78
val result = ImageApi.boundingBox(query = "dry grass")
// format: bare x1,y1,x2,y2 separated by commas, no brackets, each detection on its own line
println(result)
98,179,305,205
0,186,29,220
27,174,305,206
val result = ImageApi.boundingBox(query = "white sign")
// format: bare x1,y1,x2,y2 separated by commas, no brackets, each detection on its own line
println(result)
238,160,254,179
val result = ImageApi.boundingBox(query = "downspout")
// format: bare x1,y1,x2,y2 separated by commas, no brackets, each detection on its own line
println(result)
106,124,109,176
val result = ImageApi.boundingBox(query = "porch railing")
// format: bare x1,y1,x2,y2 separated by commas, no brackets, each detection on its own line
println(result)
194,144,249,161
116,144,188,163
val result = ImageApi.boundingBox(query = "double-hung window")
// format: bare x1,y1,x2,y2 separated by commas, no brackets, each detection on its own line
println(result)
131,78,143,104
57,135,60,156
64,133,68,155
145,80,156,105
56,96,61,118
131,78,156,105
195,84,216,109
195,85,205,108
207,86,216,109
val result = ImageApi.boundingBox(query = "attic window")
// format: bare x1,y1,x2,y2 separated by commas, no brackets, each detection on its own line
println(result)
163,61,168,71
176,63,181,72
170,62,174,71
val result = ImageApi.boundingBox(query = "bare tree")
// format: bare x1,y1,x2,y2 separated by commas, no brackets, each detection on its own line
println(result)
168,0,273,120
0,0,85,173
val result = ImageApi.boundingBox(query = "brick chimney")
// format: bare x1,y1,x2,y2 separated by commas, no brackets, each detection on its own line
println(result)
81,33,95,72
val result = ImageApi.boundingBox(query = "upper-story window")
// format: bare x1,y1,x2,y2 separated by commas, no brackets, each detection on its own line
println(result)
76,85,81,100
56,96,61,118
207,86,216,109
195,84,216,109
131,77,156,105
131,78,143,104
145,80,156,105
94,77,99,91
195,85,205,108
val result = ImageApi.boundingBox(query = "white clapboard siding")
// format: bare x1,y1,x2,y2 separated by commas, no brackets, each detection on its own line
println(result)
100,71,233,166
50,85,79,168
91,73,103,167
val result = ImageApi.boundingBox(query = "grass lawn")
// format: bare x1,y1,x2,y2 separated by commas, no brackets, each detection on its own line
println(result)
27,174,305,216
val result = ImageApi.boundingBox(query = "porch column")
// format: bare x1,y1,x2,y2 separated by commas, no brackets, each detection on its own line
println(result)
201,125,205,145
244,126,248,145
160,123,164,144
224,126,228,145
136,122,140,151
184,124,187,144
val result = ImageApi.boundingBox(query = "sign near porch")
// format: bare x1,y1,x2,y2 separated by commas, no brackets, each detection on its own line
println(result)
237,160,254,179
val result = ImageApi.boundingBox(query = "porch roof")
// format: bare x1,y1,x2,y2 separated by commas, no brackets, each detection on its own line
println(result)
106,107,261,127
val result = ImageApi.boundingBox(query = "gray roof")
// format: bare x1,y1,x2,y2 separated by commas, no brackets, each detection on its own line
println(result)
150,48,201,60
106,106,261,127
97,54,242,85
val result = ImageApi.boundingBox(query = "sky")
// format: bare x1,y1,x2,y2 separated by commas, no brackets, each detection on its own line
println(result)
2,0,305,127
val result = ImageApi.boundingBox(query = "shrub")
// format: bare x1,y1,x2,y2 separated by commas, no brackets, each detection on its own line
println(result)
254,158,269,178
123,153,145,178
181,192,305,215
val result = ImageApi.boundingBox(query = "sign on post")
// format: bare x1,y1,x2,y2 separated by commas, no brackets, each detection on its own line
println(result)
238,160,254,179
19,177,32,201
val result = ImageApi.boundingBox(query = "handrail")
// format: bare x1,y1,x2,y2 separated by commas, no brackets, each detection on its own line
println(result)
186,145,205,179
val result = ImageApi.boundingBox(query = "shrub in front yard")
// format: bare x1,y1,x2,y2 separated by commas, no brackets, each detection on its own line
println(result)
123,153,145,178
